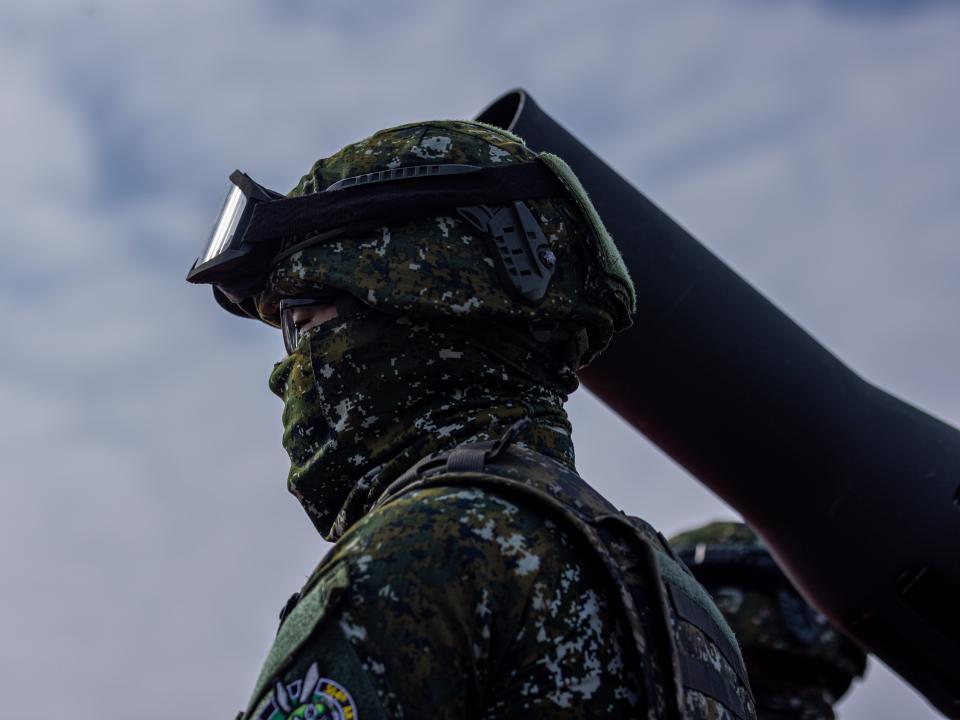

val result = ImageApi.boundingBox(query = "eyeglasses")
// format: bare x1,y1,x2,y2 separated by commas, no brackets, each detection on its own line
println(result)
279,297,340,355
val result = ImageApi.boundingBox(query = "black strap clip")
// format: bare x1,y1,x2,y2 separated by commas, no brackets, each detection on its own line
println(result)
443,417,534,474
277,590,301,633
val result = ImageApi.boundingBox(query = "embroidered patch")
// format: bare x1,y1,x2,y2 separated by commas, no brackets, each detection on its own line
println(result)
257,662,358,720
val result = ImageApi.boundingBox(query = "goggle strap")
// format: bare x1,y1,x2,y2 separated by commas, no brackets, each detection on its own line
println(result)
269,226,352,269
242,161,565,247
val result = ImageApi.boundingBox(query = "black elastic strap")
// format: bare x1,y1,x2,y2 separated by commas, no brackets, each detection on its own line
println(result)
667,584,752,691
242,161,567,245
445,447,487,473
677,654,751,720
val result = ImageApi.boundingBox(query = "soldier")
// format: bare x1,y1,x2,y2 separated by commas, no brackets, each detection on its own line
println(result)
189,121,756,719
670,522,867,720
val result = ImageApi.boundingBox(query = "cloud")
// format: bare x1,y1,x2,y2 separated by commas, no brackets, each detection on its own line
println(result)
1,1,957,717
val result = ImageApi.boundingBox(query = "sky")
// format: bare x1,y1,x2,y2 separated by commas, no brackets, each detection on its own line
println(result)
1,1,958,717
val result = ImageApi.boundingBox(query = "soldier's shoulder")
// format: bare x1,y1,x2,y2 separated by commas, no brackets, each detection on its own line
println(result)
342,483,554,553
318,483,587,590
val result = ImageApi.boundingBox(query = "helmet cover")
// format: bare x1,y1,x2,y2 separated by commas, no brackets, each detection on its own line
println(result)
255,120,635,371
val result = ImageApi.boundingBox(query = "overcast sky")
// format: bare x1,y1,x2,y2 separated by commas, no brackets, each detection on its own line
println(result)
1,1,957,718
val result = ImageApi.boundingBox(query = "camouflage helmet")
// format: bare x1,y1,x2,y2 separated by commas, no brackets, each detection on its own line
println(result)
255,120,635,369
670,521,867,702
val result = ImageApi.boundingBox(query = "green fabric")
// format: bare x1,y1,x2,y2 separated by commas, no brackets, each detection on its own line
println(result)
243,441,758,719
251,483,644,718
268,305,576,540
539,152,636,317
653,547,745,669
670,520,762,551
245,562,351,716
248,620,387,720
256,119,633,369
464,118,528,146
423,447,756,720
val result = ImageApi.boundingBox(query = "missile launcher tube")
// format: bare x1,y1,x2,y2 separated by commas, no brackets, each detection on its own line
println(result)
476,88,960,718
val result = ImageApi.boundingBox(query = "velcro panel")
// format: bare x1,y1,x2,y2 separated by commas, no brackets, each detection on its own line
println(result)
245,562,350,716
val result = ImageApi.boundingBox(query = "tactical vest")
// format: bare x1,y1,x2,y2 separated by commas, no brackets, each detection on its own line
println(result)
372,431,756,720
246,427,755,719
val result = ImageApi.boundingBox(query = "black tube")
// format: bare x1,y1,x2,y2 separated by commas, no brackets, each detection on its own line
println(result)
477,88,960,718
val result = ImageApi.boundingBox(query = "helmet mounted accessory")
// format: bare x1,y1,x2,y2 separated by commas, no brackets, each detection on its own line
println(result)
188,161,569,314
457,201,556,304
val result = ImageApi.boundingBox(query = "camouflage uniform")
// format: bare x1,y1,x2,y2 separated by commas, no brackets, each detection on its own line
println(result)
236,122,756,719
670,523,867,720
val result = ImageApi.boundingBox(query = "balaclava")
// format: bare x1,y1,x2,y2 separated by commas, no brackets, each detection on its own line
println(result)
268,308,574,540
258,120,635,541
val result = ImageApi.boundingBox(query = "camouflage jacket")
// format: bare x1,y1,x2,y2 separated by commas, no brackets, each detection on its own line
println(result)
241,441,756,720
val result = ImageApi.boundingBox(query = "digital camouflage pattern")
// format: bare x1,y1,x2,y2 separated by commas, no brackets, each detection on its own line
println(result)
239,120,756,719
670,522,867,720
268,303,575,540
246,482,638,719
244,443,757,720
256,120,635,370
261,120,637,541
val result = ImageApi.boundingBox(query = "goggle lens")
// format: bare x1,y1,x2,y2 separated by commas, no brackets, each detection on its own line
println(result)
200,184,248,266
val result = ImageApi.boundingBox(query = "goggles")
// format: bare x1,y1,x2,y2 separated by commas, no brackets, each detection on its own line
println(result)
187,171,287,316
186,161,568,319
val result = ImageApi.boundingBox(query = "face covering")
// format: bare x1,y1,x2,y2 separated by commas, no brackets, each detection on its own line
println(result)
268,306,575,540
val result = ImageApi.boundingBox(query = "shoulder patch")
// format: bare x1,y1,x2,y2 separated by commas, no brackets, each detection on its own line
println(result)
256,662,358,719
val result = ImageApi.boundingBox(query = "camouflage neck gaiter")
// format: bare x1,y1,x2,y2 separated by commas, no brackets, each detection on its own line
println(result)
268,306,575,541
